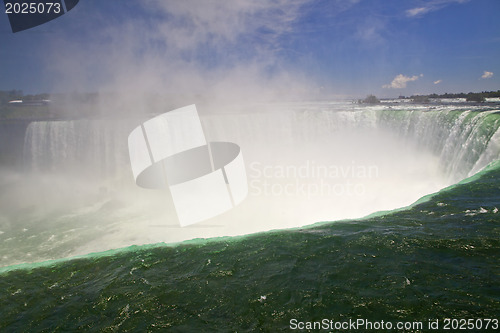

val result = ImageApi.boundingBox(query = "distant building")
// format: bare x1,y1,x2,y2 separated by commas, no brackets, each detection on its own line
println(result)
8,99,51,106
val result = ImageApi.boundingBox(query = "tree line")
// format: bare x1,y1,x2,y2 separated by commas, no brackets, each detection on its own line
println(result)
410,90,500,102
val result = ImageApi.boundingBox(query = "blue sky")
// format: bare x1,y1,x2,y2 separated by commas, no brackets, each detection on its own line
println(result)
0,0,499,98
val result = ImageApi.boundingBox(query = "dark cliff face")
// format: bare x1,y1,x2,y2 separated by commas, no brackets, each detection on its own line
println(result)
0,121,30,169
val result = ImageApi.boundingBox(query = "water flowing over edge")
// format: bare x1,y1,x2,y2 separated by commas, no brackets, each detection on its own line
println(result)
1,102,500,271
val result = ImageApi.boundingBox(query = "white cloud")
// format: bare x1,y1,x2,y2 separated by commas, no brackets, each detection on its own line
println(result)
406,0,470,18
434,79,442,84
383,74,423,89
406,7,431,17
46,0,322,103
481,71,493,79
145,0,309,53
355,19,386,44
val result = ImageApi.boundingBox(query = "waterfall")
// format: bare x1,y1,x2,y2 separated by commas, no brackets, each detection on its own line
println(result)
2,102,499,266
376,107,500,180
19,104,500,186
201,105,500,182
22,119,136,181
16,103,500,191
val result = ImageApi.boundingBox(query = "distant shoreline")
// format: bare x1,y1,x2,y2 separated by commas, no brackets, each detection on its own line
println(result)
1,89,499,121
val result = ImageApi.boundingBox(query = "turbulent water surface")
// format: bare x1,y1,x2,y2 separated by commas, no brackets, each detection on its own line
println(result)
0,101,499,331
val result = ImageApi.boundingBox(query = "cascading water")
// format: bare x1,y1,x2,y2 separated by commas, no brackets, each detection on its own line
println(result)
376,107,500,180
23,120,135,180
1,102,499,266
